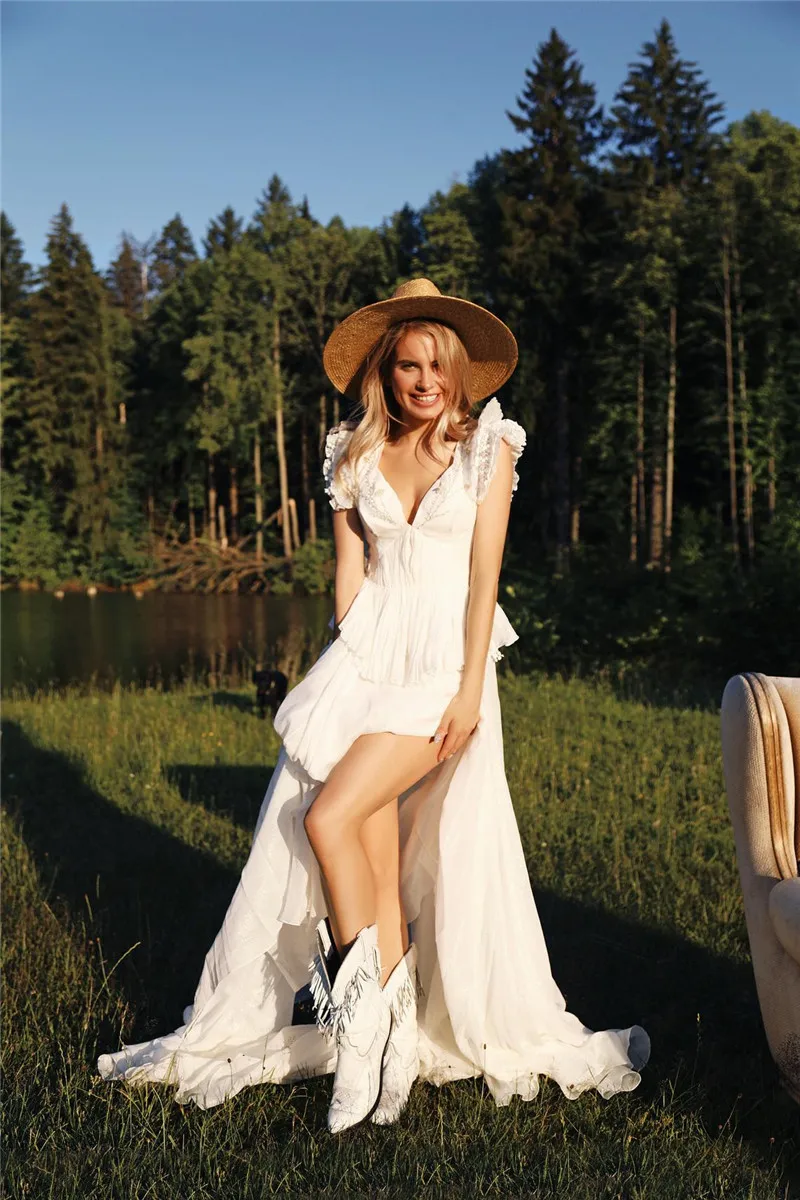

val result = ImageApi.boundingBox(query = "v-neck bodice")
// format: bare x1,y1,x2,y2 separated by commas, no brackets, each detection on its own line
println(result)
376,441,460,528
322,398,526,686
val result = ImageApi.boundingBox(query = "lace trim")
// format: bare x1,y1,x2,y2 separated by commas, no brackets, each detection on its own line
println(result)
358,444,397,526
323,423,357,511
413,442,464,528
464,399,526,504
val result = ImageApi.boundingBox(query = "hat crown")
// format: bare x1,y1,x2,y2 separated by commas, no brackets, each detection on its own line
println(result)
392,278,442,301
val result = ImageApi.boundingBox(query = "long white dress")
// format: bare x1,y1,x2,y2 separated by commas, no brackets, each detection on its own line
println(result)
97,397,650,1111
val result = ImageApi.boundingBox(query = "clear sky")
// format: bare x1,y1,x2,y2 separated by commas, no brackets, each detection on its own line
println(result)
3,1,799,271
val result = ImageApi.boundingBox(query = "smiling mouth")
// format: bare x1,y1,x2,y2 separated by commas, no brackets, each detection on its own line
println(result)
411,393,441,406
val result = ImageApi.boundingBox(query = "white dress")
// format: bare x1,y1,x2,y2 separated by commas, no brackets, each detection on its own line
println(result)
97,398,650,1110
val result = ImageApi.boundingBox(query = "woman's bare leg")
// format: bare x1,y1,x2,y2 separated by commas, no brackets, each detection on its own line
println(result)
304,732,440,962
360,799,409,984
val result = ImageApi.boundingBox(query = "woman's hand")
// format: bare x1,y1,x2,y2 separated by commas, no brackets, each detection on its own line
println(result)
432,688,481,763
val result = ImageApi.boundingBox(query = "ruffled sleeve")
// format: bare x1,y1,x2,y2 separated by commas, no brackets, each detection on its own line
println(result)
322,424,357,511
464,397,526,504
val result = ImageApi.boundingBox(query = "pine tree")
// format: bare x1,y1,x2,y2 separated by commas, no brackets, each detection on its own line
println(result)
416,185,480,299
22,205,125,567
131,256,214,537
151,214,198,292
1,213,35,316
503,29,611,571
612,20,723,568
248,176,305,558
203,207,244,259
105,233,149,322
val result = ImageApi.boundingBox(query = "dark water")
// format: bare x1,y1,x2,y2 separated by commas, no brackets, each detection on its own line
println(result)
1,591,332,692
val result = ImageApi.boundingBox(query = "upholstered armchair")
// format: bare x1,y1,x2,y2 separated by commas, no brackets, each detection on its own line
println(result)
721,673,800,1102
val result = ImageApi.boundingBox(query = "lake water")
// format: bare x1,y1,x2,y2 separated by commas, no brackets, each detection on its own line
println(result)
1,592,333,692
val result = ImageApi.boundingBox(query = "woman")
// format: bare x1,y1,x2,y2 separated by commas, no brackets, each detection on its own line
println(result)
97,279,649,1132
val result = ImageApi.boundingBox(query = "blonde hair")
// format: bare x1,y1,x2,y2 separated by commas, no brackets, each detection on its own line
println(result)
335,320,477,485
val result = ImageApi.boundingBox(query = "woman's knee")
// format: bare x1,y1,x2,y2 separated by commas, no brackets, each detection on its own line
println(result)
303,788,347,850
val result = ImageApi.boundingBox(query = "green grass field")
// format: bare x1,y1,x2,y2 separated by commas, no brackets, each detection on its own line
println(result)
2,674,798,1199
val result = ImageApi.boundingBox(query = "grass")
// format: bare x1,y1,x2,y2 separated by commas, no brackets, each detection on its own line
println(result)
2,673,798,1199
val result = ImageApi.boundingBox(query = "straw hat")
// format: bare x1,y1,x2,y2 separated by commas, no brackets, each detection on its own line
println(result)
323,278,518,402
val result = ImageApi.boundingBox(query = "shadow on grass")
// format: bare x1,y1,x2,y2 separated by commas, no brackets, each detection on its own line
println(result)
2,718,797,1179
165,763,276,830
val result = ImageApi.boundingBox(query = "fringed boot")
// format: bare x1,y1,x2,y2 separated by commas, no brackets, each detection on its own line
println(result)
370,942,419,1125
309,918,391,1133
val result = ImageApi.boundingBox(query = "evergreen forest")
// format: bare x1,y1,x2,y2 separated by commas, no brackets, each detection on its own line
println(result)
3,23,799,686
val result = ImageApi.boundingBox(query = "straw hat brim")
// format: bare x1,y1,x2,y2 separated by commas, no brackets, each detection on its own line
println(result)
323,293,518,403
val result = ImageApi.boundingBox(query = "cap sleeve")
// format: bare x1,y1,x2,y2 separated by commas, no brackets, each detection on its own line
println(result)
464,397,526,504
323,424,357,510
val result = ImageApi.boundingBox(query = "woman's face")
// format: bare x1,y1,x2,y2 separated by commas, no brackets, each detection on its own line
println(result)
390,331,447,426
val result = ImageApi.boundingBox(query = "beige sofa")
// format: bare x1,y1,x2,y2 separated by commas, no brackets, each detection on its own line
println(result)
721,673,800,1102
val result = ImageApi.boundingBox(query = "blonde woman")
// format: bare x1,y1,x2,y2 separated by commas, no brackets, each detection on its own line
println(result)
98,280,649,1132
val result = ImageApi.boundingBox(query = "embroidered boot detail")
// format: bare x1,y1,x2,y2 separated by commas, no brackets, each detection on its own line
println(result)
308,920,391,1134
371,943,420,1126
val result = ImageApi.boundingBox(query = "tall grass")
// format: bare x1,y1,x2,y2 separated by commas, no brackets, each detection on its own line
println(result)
2,675,797,1198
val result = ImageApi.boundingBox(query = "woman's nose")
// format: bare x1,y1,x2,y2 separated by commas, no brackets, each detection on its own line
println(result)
417,367,434,391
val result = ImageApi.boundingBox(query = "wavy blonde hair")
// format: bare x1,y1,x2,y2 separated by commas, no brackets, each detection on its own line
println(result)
335,320,477,486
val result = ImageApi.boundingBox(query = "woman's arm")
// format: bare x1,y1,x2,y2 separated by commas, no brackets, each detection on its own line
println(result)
435,438,514,761
332,507,367,631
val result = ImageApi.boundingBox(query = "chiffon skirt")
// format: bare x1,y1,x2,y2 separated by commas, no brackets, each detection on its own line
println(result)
97,637,650,1109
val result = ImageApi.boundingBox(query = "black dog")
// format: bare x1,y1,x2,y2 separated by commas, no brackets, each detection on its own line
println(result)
252,669,288,719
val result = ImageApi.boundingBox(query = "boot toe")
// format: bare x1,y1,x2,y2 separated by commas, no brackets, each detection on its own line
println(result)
327,1092,371,1134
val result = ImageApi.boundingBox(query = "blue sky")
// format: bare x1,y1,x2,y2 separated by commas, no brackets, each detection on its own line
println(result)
3,1,799,271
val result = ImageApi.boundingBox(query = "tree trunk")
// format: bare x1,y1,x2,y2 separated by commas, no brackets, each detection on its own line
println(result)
96,423,104,462
308,497,317,543
273,314,293,559
319,391,327,457
649,459,664,568
147,491,155,533
664,304,677,572
119,401,127,426
288,497,301,551
636,322,646,550
333,395,340,426
207,457,217,543
570,454,581,549
188,506,196,543
554,360,570,575
300,417,310,540
768,426,777,520
733,243,754,563
218,504,227,548
722,231,740,561
629,472,638,563
229,465,239,545
254,433,263,563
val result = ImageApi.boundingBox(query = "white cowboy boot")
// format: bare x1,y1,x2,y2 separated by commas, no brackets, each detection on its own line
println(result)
371,943,419,1125
309,918,391,1133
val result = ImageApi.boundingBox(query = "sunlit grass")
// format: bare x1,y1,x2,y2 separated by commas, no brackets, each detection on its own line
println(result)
2,674,797,1198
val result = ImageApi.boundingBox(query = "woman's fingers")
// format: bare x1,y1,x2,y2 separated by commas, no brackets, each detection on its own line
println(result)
437,721,457,762
440,725,465,762
440,721,480,761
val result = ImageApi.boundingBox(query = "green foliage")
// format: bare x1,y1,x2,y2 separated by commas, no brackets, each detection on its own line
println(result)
290,536,335,594
1,473,67,587
503,516,800,695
